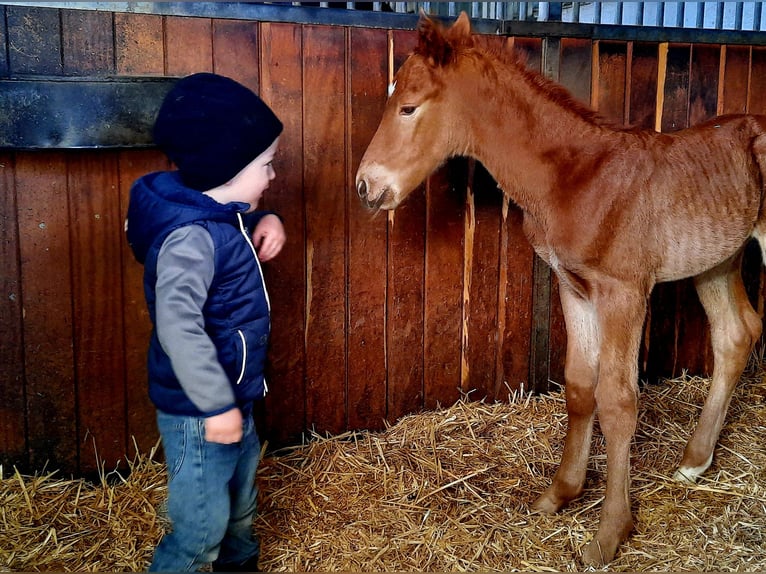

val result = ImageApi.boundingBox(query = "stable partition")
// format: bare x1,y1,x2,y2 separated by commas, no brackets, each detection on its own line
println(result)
1,3,765,474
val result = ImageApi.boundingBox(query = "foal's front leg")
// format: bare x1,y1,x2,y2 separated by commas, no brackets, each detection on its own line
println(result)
532,286,599,513
581,288,647,567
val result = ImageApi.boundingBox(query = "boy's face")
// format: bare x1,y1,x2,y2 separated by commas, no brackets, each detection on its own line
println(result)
228,137,280,212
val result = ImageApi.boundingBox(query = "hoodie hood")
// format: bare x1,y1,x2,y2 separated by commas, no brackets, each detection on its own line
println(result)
126,171,248,265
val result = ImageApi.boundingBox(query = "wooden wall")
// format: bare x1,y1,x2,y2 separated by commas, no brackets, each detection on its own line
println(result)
1,5,765,475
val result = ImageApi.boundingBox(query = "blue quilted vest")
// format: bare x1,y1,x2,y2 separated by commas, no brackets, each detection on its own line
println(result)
126,171,270,416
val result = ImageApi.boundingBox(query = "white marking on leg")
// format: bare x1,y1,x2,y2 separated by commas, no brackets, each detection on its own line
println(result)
673,452,713,483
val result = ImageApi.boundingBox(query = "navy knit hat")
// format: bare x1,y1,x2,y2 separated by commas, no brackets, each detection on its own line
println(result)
153,73,283,191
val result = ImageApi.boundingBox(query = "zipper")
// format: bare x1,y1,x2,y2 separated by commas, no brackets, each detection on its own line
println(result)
237,213,271,312
237,213,270,396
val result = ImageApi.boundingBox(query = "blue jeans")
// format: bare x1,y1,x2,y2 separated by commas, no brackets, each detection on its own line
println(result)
149,410,261,572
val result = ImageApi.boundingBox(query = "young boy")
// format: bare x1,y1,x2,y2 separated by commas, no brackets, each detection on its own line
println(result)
125,72,285,572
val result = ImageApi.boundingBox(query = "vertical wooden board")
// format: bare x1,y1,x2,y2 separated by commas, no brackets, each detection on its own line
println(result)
499,201,535,394
347,26,388,431
559,38,593,106
674,44,720,378
596,41,628,123
0,153,26,469
499,38,539,395
463,161,502,401
61,9,114,75
548,38,594,388
16,152,77,472
387,29,426,422
258,22,306,447
688,44,720,126
164,16,213,76
212,19,259,91
302,25,347,435
628,43,658,129
749,47,766,115
115,13,164,76
6,6,62,75
512,37,542,73
424,160,465,410
69,153,127,473
661,44,691,132
720,46,750,114
646,45,690,381
119,150,168,457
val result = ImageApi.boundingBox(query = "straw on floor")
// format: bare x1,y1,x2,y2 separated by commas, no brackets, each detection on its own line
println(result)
1,367,764,572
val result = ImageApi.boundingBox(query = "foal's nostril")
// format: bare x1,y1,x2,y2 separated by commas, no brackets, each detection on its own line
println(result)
356,179,368,200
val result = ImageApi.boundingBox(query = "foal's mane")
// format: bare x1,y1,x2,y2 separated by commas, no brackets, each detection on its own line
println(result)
415,12,621,129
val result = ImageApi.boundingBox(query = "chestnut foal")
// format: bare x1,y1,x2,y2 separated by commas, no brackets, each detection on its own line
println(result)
355,12,766,566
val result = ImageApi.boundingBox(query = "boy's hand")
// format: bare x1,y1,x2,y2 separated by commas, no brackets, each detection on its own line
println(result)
252,214,286,261
204,408,243,444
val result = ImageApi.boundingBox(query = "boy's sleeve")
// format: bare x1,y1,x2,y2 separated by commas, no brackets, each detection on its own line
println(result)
241,210,282,233
155,225,237,416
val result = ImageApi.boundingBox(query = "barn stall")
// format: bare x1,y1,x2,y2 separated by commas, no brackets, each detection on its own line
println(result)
1,1,766,571
1,1,765,480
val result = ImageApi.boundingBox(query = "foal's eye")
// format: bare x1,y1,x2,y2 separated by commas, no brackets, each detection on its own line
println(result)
399,105,417,116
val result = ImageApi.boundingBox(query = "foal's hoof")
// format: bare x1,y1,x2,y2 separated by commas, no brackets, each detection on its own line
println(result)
581,539,614,569
581,541,606,569
530,491,565,514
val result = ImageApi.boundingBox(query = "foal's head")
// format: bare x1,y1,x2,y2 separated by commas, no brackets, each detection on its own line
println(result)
356,12,475,210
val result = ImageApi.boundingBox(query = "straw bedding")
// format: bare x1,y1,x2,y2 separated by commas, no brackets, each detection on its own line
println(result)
1,368,764,572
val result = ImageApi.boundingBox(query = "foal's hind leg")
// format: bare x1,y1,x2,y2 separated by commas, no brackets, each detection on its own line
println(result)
675,253,762,482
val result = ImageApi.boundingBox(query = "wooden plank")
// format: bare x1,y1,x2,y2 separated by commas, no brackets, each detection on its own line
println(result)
115,12,164,76
688,44,720,126
560,37,593,106
302,24,347,435
628,43,659,129
647,44,691,381
164,16,213,76
347,26,388,431
512,37,542,74
424,158,465,410
674,44,720,377
499,36,539,396
259,22,307,446
68,153,128,474
0,153,27,470
386,29,426,422
6,6,62,75
661,44,691,133
61,9,114,75
213,19,259,91
547,37,595,389
596,41,628,123
16,152,77,472
113,14,168,457
719,46,750,115
500,198,535,395
749,47,766,115
463,160,503,401
119,150,168,458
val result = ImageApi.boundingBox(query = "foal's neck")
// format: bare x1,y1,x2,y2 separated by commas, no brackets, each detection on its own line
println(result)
460,54,612,214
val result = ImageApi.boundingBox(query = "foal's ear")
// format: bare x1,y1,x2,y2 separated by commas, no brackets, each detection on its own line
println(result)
448,11,473,41
416,10,473,67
